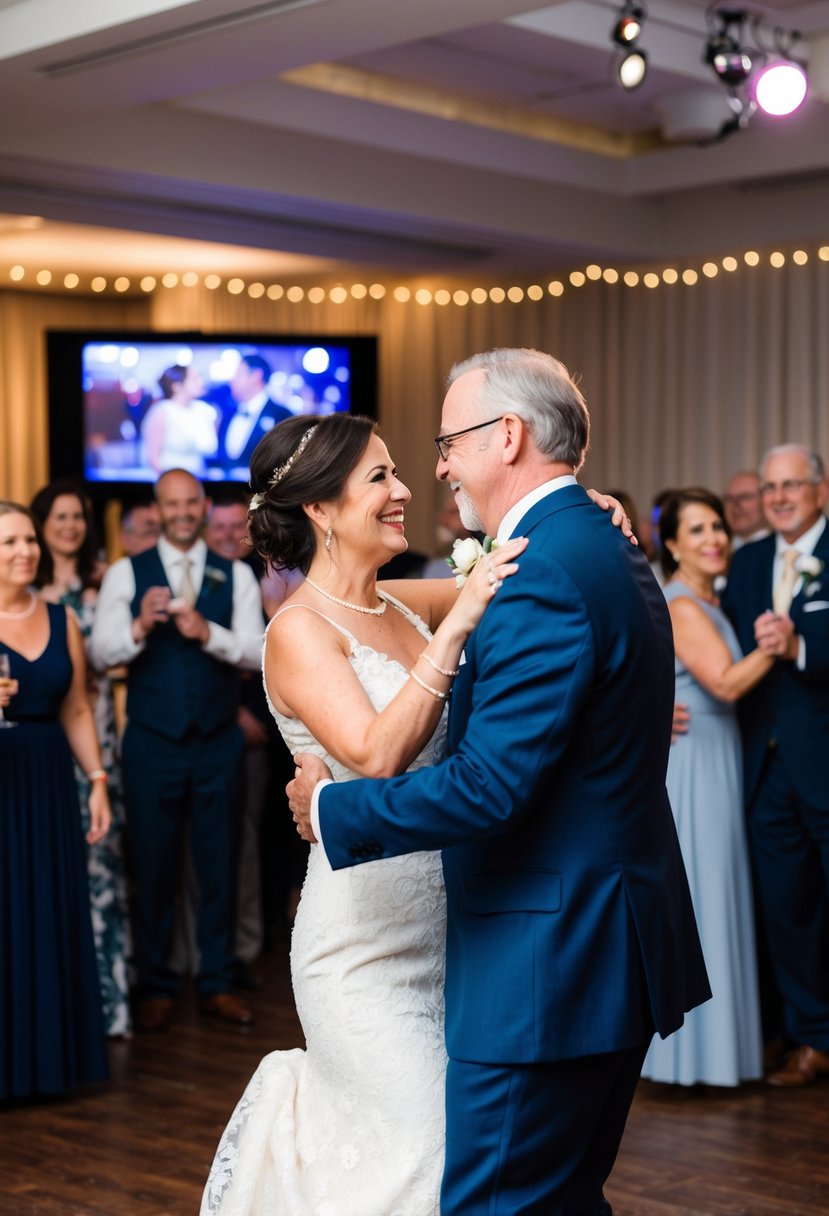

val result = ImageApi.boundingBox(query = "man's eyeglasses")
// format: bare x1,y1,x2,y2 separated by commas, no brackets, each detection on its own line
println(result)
433,417,503,461
759,478,818,496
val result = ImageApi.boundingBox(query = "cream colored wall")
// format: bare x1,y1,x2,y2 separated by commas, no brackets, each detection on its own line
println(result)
3,260,828,553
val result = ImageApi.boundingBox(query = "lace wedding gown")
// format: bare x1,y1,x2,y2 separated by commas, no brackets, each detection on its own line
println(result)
202,595,448,1216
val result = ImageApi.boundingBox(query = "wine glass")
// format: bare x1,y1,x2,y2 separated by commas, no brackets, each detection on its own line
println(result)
0,653,17,728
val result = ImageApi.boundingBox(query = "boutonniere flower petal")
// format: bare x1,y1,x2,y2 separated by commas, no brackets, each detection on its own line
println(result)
797,555,824,581
204,565,228,590
446,536,499,588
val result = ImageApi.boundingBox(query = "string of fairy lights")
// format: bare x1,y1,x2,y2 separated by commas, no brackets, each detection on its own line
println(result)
5,245,829,303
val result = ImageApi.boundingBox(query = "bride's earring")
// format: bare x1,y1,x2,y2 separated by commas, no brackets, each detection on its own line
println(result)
325,526,333,551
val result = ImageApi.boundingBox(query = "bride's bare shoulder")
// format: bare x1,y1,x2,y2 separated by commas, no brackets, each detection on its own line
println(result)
265,592,348,657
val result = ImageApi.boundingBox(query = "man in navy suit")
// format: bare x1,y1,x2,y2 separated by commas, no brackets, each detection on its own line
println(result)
721,443,829,1087
289,349,709,1215
219,353,292,473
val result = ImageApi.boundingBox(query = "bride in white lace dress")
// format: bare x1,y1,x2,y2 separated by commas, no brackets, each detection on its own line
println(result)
201,414,525,1216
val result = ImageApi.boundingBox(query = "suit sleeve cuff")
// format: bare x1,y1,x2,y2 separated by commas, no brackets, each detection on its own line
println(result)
311,778,334,862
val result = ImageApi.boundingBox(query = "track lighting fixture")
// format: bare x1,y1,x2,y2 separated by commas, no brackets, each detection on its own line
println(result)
611,1,649,91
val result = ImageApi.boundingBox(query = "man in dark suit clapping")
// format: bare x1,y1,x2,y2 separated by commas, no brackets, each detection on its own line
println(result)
722,443,829,1087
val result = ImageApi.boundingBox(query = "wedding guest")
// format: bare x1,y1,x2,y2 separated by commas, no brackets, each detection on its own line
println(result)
89,469,264,1031
723,470,770,550
141,364,219,477
172,489,291,987
31,480,132,1038
0,501,111,1100
120,499,161,556
642,488,773,1087
722,444,829,1087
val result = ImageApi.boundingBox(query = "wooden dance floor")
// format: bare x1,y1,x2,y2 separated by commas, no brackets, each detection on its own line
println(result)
3,930,828,1215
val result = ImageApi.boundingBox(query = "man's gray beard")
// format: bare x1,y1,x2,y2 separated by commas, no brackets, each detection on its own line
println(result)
457,489,486,534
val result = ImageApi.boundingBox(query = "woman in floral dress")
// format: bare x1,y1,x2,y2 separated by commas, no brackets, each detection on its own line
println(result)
31,480,132,1037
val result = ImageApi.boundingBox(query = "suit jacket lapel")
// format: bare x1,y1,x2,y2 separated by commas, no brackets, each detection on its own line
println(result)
446,483,591,753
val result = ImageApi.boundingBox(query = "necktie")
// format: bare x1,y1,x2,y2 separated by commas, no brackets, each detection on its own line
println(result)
772,548,799,616
178,558,198,608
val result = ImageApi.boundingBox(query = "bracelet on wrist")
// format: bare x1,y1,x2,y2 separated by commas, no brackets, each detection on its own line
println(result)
409,669,449,701
419,652,460,678
87,769,107,783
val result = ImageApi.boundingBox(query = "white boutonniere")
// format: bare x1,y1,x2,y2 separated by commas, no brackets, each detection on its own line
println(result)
446,536,499,588
797,555,824,596
204,565,228,591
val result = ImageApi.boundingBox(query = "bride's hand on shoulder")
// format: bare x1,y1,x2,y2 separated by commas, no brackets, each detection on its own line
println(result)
587,489,638,544
449,535,528,634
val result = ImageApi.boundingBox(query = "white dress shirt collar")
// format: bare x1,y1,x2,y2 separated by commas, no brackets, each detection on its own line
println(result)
774,514,826,558
496,475,578,543
157,535,207,585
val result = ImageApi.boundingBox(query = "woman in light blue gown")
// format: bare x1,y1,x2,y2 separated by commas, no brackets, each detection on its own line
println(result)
642,488,776,1087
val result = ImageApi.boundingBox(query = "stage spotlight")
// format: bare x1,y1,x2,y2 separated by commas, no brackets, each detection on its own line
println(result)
612,1,646,47
611,1,648,89
754,60,807,115
618,48,648,90
704,9,757,86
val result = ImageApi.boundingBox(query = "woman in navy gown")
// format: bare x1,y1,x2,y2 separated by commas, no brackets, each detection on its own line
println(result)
0,501,111,1100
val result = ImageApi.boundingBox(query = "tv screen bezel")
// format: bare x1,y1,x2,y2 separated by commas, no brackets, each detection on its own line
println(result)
46,328,378,503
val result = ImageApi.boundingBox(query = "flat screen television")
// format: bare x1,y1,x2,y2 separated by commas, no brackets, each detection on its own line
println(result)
47,330,378,497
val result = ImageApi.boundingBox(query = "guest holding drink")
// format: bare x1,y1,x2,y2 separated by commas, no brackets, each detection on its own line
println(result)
0,501,110,1100
31,479,132,1037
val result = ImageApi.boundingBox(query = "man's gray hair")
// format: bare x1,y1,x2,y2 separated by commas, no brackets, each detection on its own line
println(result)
759,443,825,483
448,348,590,472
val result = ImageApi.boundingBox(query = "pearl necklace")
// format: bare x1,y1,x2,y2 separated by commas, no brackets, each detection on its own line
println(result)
0,592,38,620
304,576,387,616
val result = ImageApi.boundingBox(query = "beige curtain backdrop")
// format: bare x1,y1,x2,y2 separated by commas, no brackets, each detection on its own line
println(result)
2,259,828,553
0,290,150,506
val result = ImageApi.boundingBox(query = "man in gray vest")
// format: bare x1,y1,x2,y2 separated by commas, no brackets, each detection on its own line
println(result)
91,470,264,1030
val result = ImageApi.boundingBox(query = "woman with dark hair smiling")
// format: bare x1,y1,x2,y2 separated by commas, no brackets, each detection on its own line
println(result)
202,412,527,1216
642,487,776,1088
31,479,131,1038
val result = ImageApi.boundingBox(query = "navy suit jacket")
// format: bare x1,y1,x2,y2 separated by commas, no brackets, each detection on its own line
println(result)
218,398,292,469
721,520,829,806
319,485,709,1064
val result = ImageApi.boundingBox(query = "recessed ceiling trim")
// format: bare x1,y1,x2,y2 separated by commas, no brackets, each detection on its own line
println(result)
0,178,491,266
38,0,330,79
281,61,666,160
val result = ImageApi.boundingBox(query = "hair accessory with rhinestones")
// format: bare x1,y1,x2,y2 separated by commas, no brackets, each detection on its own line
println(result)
268,426,318,488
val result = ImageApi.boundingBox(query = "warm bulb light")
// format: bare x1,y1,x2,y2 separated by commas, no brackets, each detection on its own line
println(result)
329,286,347,303
471,288,488,303
754,62,807,117
744,251,759,266
308,286,325,303
722,256,737,272
662,268,678,284
287,286,304,302
548,281,564,297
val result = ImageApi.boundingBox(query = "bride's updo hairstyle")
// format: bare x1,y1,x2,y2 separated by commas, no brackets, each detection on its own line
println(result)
248,412,377,573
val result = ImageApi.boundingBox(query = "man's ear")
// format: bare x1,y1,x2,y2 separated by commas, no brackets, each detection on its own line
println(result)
501,414,525,466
